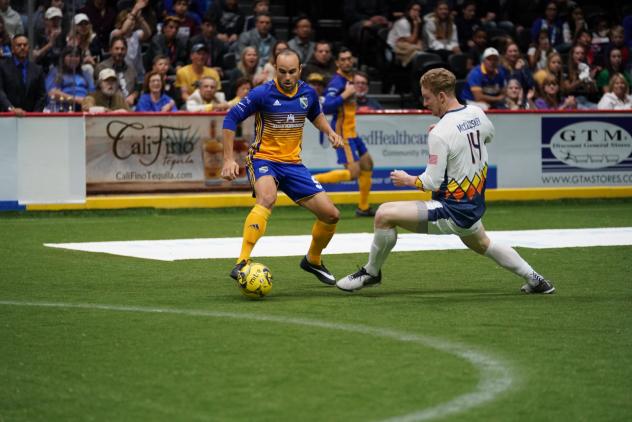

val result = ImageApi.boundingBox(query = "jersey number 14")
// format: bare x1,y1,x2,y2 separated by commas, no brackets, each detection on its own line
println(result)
466,130,481,164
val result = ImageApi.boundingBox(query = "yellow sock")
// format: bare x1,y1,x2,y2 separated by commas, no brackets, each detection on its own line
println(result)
313,169,352,184
307,220,337,265
238,204,271,263
358,170,372,210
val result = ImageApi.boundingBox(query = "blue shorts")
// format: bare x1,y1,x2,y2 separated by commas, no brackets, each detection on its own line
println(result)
248,159,324,202
336,137,368,165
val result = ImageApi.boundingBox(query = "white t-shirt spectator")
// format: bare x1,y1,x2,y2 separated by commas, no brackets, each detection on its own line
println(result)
387,17,412,49
597,92,632,110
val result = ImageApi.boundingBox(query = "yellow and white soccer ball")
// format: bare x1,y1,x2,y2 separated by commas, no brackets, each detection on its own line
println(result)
237,262,273,299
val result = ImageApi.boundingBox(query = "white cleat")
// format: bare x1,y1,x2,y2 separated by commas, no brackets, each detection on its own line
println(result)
336,267,382,292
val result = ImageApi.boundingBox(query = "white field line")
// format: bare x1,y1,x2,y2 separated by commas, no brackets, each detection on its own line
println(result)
0,300,515,422
43,227,632,261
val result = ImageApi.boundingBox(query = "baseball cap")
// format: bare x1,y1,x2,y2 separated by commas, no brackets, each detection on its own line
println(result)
307,73,325,84
482,47,500,59
98,68,117,82
45,7,63,20
191,43,208,53
74,13,90,25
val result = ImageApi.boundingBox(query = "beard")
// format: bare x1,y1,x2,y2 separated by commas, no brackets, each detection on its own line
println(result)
101,84,116,96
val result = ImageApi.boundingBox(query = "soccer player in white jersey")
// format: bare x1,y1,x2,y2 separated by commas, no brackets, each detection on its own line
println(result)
337,68,555,294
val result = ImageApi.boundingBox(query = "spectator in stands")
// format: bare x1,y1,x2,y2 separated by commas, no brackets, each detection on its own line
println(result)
0,16,12,58
465,27,487,71
227,77,252,107
136,70,178,112
591,15,610,47
0,35,47,114
33,1,71,37
151,55,179,106
504,77,535,110
343,0,389,68
534,74,576,109
604,26,629,70
226,46,258,99
530,2,563,48
354,71,383,111
288,16,315,64
562,44,599,108
533,50,564,89
561,5,587,47
573,29,597,66
244,0,269,33
596,48,632,93
190,17,228,72
82,68,130,112
145,16,188,74
95,36,138,108
79,0,117,52
176,43,222,102
237,12,276,70
502,41,534,95
163,0,206,23
455,1,481,53
33,7,66,72
424,0,461,62
0,0,23,38
306,72,326,98
528,29,555,71
111,1,152,83
66,13,102,82
45,47,94,111
597,73,632,109
301,41,336,84
387,1,424,67
461,47,507,109
257,40,289,84
185,75,229,111
206,0,245,45
172,0,200,43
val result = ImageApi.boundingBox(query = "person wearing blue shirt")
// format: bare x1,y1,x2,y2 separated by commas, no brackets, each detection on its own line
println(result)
136,70,178,112
460,47,507,110
45,47,94,111
221,49,344,286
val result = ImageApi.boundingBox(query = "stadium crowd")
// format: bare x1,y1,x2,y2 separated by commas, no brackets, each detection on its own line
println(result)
1,0,631,114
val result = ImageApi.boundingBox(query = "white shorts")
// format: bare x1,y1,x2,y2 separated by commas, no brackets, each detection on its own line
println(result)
425,200,483,237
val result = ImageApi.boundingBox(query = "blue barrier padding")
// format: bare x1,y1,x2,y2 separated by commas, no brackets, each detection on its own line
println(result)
0,201,26,211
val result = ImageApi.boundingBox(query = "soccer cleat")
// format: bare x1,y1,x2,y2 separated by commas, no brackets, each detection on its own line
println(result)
300,256,336,285
521,274,556,294
230,259,250,281
355,207,376,217
336,267,382,292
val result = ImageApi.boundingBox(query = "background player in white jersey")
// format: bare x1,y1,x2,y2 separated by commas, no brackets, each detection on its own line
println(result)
337,68,555,294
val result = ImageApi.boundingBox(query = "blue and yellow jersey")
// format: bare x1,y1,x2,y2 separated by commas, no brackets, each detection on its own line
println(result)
223,79,322,164
322,72,357,139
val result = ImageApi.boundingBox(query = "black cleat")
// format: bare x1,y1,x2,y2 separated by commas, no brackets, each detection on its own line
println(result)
355,207,376,217
230,259,250,281
521,275,555,294
300,256,336,285
336,267,382,292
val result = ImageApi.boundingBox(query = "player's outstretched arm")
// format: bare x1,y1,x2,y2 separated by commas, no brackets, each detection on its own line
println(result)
221,128,240,180
312,113,343,148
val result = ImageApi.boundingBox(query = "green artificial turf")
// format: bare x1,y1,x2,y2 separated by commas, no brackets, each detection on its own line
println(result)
1,199,631,421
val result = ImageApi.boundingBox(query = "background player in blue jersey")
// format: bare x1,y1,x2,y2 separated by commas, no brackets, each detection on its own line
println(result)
312,47,376,217
337,68,555,294
222,49,344,285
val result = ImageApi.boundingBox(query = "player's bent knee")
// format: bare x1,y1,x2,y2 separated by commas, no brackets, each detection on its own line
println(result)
374,204,395,228
256,193,277,208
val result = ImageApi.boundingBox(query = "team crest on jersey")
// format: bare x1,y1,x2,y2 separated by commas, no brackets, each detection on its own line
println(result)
299,96,308,109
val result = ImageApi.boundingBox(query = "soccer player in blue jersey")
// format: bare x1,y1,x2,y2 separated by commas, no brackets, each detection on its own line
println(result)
222,49,345,285
312,47,376,217
337,68,555,294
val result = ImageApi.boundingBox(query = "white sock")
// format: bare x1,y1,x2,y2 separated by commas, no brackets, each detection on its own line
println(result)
365,228,397,276
484,241,542,284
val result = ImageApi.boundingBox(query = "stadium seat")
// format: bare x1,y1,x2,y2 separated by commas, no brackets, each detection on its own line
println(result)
223,53,236,70
410,57,450,106
448,53,468,79
455,79,467,103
